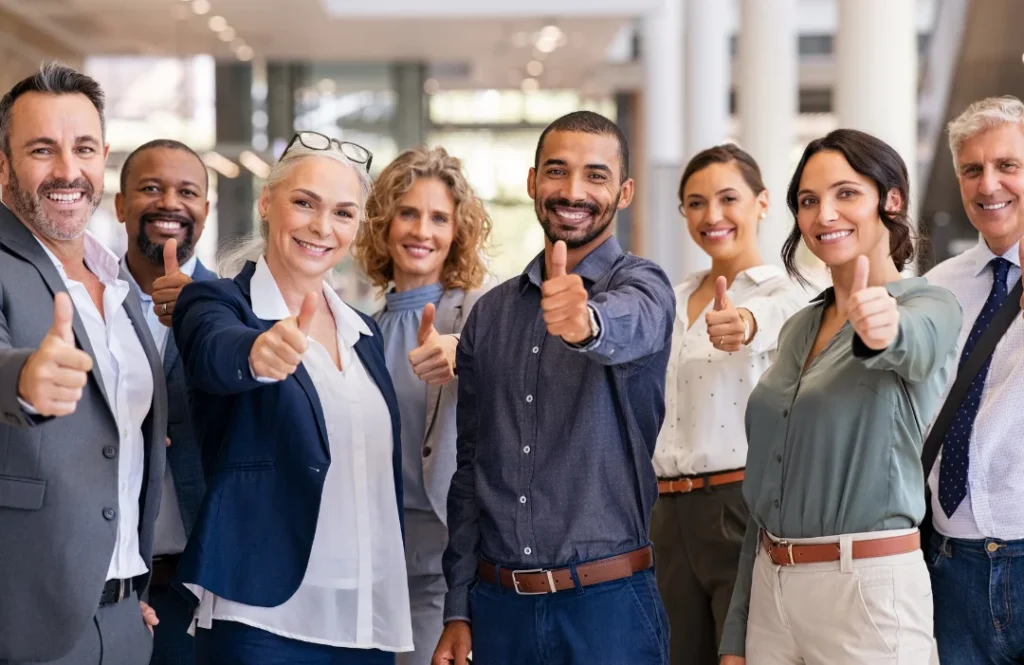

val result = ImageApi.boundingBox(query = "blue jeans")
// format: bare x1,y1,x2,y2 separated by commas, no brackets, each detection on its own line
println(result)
928,531,1024,664
195,621,395,665
148,585,196,665
470,568,669,665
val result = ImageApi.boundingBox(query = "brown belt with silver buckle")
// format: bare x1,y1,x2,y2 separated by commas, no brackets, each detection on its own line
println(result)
658,469,745,495
760,530,920,566
477,546,654,595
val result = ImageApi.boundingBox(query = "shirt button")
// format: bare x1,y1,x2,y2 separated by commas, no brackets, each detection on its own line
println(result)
987,542,1000,553
532,346,539,354
121,429,128,439
524,547,532,555
102,507,116,521
520,496,527,504
103,445,117,459
422,446,432,458
523,446,531,454
776,454,783,463
526,395,533,403
782,410,789,418
237,369,244,380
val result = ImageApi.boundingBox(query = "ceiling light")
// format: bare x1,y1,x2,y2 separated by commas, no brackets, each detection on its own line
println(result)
317,78,337,94
218,27,236,41
539,25,563,42
535,37,557,54
202,151,239,179
526,60,544,77
239,151,271,179
423,78,440,95
521,78,539,93
235,45,254,61
208,15,228,32
191,0,210,16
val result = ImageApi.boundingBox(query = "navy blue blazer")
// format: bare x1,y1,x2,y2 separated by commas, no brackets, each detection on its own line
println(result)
170,260,403,607
164,259,217,536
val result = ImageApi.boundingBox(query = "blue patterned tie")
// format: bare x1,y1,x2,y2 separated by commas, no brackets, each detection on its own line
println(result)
938,257,1012,518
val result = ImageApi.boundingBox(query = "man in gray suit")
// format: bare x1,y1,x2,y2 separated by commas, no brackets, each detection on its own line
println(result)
0,63,167,665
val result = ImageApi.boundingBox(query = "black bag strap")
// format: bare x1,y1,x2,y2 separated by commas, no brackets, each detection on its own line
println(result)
921,280,1023,477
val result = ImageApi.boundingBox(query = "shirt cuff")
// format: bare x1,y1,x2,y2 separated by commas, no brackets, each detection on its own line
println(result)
563,304,603,352
249,359,279,384
17,396,40,416
443,585,471,624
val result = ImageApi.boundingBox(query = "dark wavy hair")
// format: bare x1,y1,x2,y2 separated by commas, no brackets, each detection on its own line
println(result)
782,128,916,283
678,143,765,211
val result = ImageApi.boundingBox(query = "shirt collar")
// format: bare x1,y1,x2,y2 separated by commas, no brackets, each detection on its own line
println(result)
678,264,787,293
519,235,624,293
34,231,123,285
967,237,1021,277
250,255,370,348
119,253,199,302
810,276,925,306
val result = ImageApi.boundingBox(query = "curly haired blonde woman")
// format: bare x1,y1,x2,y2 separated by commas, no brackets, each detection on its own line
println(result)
353,146,492,665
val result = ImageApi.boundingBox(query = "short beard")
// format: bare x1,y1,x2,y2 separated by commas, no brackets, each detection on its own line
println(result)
536,193,619,249
136,212,195,266
5,168,100,242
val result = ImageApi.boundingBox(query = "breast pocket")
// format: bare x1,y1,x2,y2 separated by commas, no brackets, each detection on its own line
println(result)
0,475,46,510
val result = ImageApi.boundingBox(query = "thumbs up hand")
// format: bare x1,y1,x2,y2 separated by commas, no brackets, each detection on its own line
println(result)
408,302,459,386
705,276,755,352
17,293,94,416
847,255,900,350
152,239,193,327
541,240,592,344
249,292,317,381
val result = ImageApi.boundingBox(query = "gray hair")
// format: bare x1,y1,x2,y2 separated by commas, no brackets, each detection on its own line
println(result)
0,62,105,155
947,95,1024,165
218,143,373,277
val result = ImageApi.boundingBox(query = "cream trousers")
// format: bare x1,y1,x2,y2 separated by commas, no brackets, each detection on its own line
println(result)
746,530,937,665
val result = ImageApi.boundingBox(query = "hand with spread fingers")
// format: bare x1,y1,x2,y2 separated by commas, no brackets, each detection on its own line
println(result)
409,303,458,386
541,240,592,344
249,292,317,381
17,293,94,417
848,255,900,350
705,276,756,352
151,239,192,327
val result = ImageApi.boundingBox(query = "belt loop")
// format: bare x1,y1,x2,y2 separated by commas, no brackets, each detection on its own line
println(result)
494,563,504,596
569,561,584,594
839,535,854,574
702,472,713,494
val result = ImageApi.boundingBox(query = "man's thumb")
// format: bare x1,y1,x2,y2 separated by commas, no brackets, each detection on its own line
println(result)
418,303,436,344
163,238,180,275
549,240,567,279
852,255,870,293
714,276,729,311
50,292,75,344
296,292,318,334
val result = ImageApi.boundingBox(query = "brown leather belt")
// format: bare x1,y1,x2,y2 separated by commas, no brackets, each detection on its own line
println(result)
478,546,654,595
658,469,745,495
760,530,920,566
150,554,181,587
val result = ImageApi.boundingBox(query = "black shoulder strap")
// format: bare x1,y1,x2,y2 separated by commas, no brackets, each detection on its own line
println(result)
922,280,1023,477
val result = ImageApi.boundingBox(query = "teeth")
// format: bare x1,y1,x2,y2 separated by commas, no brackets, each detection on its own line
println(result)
47,192,82,203
404,246,432,257
153,221,182,230
702,229,733,238
980,201,1010,211
296,239,330,254
556,208,589,221
819,230,853,241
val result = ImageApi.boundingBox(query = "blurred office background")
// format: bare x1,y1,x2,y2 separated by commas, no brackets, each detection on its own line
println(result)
1,0,1020,310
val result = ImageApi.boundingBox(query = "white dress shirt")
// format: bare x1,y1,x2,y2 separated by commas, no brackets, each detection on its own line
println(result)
925,239,1024,540
122,254,197,556
188,256,413,651
34,233,155,580
653,265,813,478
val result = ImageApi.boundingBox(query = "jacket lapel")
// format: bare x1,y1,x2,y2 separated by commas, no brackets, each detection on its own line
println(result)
355,335,400,432
423,289,462,439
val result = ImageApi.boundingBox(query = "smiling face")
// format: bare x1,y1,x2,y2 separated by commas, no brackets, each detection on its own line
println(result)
259,155,364,283
0,91,107,242
528,130,634,250
955,123,1024,255
682,160,767,263
115,147,209,266
386,177,456,291
795,150,899,270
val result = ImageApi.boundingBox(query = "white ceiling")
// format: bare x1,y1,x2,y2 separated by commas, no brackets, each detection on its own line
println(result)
0,0,634,91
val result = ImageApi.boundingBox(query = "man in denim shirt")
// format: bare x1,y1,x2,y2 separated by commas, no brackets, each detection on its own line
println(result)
431,111,676,665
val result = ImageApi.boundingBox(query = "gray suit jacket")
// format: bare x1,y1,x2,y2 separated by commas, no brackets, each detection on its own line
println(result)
0,204,167,662
421,286,486,524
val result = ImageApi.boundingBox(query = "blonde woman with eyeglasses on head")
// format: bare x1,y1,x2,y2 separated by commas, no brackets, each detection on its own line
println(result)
171,131,413,664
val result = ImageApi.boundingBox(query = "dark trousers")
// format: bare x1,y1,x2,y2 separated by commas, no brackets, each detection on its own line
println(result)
928,531,1024,664
195,620,395,665
148,584,195,665
1,592,153,665
470,567,668,665
650,482,748,665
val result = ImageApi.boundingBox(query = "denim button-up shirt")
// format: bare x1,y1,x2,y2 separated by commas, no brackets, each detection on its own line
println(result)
441,236,676,622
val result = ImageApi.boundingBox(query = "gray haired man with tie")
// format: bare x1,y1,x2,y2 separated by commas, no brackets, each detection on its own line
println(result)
0,63,167,665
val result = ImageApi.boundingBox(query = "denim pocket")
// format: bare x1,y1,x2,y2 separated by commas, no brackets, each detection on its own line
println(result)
623,573,668,658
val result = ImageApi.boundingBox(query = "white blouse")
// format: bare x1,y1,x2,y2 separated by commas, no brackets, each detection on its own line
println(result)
188,257,413,652
653,265,813,478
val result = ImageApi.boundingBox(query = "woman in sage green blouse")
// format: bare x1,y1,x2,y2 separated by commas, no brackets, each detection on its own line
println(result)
719,129,962,665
